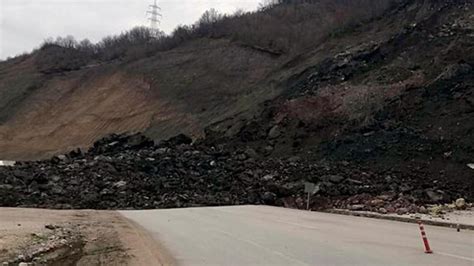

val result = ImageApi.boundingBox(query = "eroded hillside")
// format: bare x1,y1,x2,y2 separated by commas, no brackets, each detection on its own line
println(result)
0,39,283,159
0,0,472,211
0,0,410,159
0,0,472,172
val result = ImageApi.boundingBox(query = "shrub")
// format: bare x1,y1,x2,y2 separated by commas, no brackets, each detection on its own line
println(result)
33,0,403,67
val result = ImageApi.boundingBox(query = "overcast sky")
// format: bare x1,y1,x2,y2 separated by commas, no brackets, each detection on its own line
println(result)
0,0,260,60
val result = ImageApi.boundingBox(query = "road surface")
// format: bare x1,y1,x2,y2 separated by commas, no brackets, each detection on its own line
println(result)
120,205,474,266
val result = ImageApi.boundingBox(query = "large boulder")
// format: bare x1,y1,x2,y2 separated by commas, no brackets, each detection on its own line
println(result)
425,189,445,203
455,198,466,210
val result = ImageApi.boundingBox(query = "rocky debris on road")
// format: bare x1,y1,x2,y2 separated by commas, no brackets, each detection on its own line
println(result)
424,200,473,218
0,1,471,214
327,208,474,230
0,133,470,211
333,193,472,215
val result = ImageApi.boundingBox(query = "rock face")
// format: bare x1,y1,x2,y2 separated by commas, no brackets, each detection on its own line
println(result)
0,133,470,210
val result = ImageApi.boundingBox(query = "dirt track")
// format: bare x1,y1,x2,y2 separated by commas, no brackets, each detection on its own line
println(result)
0,208,172,265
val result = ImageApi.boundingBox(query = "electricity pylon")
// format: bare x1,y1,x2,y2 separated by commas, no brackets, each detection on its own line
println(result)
147,0,162,31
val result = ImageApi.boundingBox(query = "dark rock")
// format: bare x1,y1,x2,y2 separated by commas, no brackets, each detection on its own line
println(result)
369,199,385,207
436,63,472,81
245,148,258,158
50,185,65,195
247,191,260,204
126,134,155,148
113,181,127,189
287,156,301,163
408,204,419,213
327,175,345,184
235,154,247,161
268,126,281,139
45,224,59,230
262,192,277,204
350,204,365,211
264,146,274,154
69,149,83,158
0,184,13,190
419,206,428,214
425,190,445,202
0,130,466,210
346,178,363,185
396,208,408,215
399,184,413,193
262,174,274,181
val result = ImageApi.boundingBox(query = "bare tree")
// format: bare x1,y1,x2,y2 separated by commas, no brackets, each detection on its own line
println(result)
31,0,401,64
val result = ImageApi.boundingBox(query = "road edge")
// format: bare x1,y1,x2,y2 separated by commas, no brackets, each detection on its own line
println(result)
116,211,177,266
323,209,474,230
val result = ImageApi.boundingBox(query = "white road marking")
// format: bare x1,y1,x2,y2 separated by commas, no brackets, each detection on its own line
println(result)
212,227,309,266
436,251,474,262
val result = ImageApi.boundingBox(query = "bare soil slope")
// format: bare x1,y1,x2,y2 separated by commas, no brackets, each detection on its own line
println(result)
0,0,472,197
0,39,282,160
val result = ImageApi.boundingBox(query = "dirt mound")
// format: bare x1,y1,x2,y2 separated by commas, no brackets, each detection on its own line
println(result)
0,133,470,212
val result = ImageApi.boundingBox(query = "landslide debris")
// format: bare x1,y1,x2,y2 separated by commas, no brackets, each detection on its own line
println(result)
0,133,470,214
0,0,472,215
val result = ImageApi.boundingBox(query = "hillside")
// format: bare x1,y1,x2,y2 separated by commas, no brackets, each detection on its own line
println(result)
0,38,285,159
0,0,472,209
0,0,413,160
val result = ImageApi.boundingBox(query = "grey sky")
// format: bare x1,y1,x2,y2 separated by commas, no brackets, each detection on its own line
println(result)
0,0,260,60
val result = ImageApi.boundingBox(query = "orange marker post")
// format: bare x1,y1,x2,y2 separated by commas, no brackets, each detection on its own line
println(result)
417,220,433,254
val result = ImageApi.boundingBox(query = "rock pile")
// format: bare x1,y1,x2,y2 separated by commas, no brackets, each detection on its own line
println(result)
0,134,470,211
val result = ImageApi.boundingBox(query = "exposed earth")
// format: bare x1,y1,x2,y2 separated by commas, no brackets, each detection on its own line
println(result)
0,0,473,213
1,1,473,265
0,208,170,265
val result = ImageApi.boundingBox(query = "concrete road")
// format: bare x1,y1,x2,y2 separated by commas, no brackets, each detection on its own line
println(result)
120,205,474,266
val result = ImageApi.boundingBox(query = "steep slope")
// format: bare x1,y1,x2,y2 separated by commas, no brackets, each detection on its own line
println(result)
0,0,409,160
0,0,472,169
0,39,283,160
0,0,472,210
205,0,474,193
213,3,473,136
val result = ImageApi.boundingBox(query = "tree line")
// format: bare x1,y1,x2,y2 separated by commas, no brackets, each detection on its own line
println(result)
34,0,403,73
